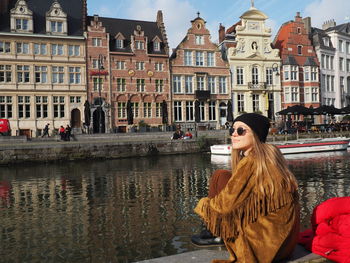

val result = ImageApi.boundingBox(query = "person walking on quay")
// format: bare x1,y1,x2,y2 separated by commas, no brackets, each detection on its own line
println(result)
65,124,72,141
41,123,50,138
59,125,65,141
193,113,300,263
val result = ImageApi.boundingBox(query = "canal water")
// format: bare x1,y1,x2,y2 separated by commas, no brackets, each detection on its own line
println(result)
1,151,350,263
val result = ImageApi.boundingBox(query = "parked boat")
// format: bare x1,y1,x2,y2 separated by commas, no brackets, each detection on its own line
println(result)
210,137,350,155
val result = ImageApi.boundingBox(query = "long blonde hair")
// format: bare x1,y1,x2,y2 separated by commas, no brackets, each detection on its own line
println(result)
231,132,298,195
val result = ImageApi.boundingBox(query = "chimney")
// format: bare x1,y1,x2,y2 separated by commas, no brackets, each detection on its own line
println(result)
0,0,10,14
156,10,163,25
295,12,302,22
322,19,336,30
303,17,312,35
219,23,226,43
82,0,87,31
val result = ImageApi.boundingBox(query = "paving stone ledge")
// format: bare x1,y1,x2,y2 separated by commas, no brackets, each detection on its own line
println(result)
135,245,332,263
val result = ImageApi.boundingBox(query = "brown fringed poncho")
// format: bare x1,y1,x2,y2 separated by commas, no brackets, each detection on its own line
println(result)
194,155,300,263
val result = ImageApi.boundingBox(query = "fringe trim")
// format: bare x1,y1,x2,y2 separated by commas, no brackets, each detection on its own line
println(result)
198,190,298,240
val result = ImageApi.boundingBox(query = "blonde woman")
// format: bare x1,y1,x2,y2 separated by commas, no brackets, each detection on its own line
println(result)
194,113,300,263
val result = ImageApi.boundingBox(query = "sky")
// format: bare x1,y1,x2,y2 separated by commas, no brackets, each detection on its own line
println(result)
88,0,350,50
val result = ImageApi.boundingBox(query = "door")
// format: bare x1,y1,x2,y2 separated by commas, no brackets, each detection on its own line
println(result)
93,107,105,133
71,109,81,128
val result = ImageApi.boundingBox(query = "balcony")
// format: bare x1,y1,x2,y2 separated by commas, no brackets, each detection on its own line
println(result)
195,90,211,100
248,82,267,90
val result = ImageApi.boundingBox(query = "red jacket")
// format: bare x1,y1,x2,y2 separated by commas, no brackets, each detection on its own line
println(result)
299,197,350,263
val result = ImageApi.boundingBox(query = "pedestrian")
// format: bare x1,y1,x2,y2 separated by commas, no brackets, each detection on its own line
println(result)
65,124,71,141
42,123,50,137
193,113,300,263
59,125,65,141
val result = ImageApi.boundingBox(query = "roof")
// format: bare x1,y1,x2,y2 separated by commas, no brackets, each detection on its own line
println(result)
311,27,336,51
283,55,298,65
326,22,350,34
88,16,167,54
0,0,85,36
304,57,318,66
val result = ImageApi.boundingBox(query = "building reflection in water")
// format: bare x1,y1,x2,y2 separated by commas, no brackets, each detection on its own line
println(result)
0,151,349,262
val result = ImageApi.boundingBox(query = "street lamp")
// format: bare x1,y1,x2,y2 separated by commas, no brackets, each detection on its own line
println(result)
98,54,104,133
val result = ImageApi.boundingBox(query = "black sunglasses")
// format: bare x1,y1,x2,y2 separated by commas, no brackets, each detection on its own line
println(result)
229,127,247,136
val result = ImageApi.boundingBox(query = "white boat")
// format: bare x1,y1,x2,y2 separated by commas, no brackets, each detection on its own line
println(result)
210,137,350,155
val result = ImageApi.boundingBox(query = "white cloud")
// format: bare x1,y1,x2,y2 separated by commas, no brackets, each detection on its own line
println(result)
304,0,350,27
126,0,196,50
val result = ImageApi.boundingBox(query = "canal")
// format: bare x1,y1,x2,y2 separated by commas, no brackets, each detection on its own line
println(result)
1,151,350,262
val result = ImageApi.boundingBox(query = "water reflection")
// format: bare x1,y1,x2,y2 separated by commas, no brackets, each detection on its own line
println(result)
1,151,350,262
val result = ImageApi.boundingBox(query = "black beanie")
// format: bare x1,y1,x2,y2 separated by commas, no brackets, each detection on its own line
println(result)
233,113,270,142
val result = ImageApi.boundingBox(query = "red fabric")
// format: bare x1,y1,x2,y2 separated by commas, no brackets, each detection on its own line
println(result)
298,197,350,263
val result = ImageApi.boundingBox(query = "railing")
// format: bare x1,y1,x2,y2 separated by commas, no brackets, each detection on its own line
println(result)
248,82,267,90
195,90,211,100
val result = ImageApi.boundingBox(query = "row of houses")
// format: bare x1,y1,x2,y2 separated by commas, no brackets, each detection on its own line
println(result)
0,0,349,137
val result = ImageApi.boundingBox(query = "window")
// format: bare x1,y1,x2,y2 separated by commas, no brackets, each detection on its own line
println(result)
174,101,182,121
195,51,204,66
347,59,350,72
116,39,123,49
207,52,215,66
155,79,163,93
35,96,48,118
330,76,335,91
209,101,216,121
173,76,181,93
219,77,226,94
291,87,299,102
208,76,215,93
346,42,350,54
196,76,205,90
68,45,80,56
340,77,345,94
136,79,145,92
0,96,12,119
266,68,273,85
184,51,192,66
185,76,193,94
297,27,301,34
16,42,29,54
53,96,65,118
325,55,330,69
35,66,47,83
50,21,63,33
153,41,160,51
92,38,102,47
321,54,325,69
311,67,318,81
340,57,344,71
304,67,310,81
0,65,12,82
297,45,302,55
16,19,28,30
18,96,31,118
52,66,64,83
92,59,98,69
143,103,152,118
17,65,30,83
136,62,145,70
236,67,244,85
186,101,194,121
93,78,103,91
199,101,205,121
117,78,126,92
0,41,11,53
284,67,290,81
284,87,290,102
51,44,64,55
132,102,139,118
117,102,126,118
252,67,258,84
195,35,204,45
135,41,144,50
156,102,162,118
116,61,125,70
323,37,329,47
237,94,245,112
34,43,47,55
326,75,330,91
70,96,81,103
305,87,311,102
69,67,81,84
311,88,318,102
291,66,298,80
330,56,334,70
252,94,259,112
155,62,163,71
339,40,343,52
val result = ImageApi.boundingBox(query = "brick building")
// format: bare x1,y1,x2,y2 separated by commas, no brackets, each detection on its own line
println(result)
170,14,231,130
86,11,170,133
274,12,321,116
0,0,87,137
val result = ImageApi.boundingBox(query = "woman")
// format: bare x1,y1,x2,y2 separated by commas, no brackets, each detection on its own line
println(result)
194,113,300,263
